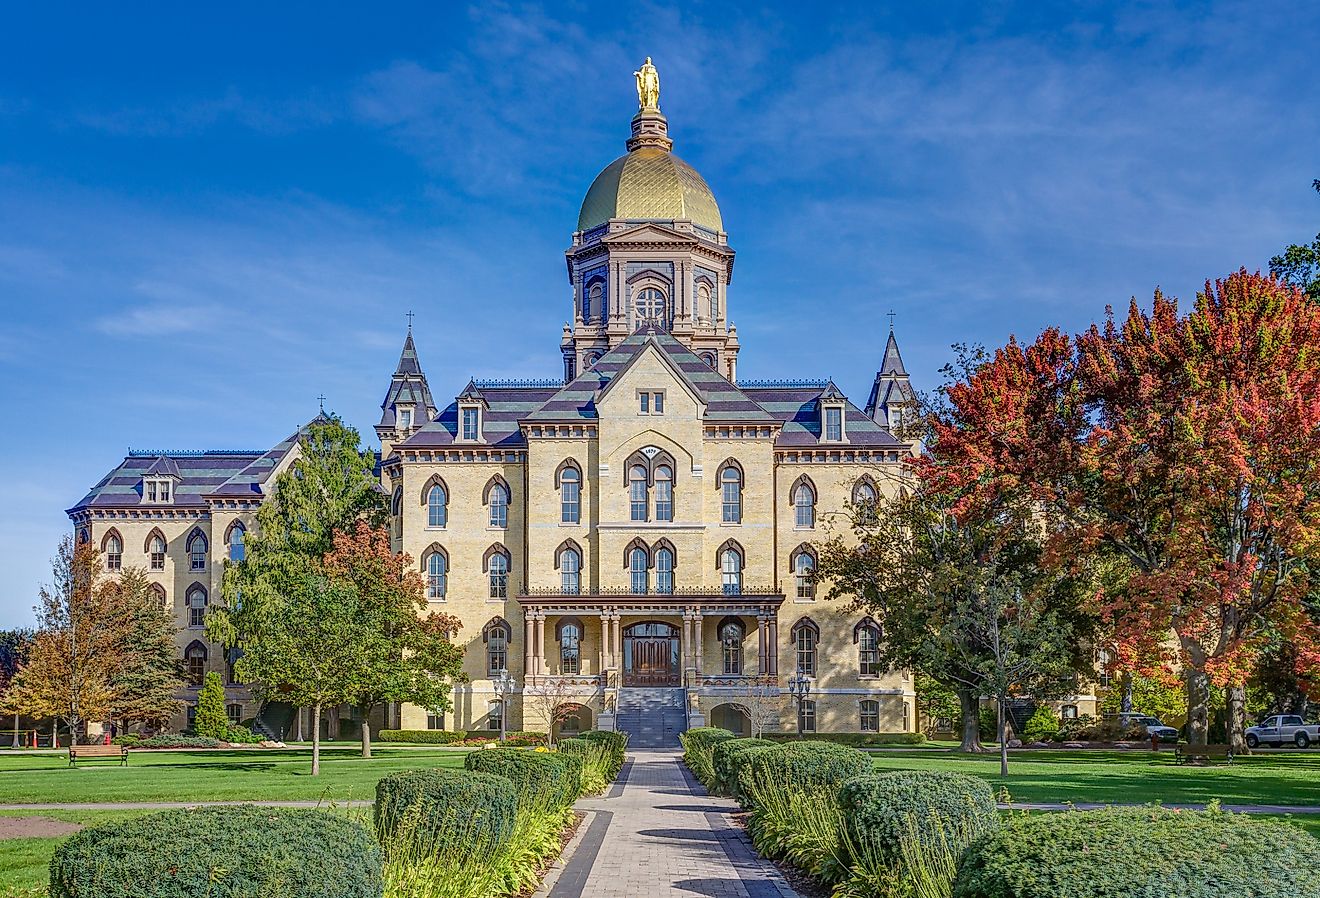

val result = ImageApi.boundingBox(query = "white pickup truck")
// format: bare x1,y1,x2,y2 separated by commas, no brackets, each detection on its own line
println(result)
1245,715,1320,748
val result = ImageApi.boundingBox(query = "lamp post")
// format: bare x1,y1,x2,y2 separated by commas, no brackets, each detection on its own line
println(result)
787,672,812,738
493,669,514,743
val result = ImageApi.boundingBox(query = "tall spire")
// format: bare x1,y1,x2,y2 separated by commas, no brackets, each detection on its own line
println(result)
879,331,907,376
394,328,422,376
865,328,917,435
377,326,437,449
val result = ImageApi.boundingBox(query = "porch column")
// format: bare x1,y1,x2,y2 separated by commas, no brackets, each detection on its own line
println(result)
767,612,779,678
612,615,622,671
536,613,547,677
694,614,704,679
757,615,768,676
681,611,692,673
524,613,535,681
598,612,609,673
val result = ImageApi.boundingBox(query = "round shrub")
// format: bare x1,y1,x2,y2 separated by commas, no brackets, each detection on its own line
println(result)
740,741,872,803
375,768,517,857
1020,706,1059,743
839,771,998,871
953,806,1320,898
464,746,578,810
378,729,467,745
711,738,774,797
50,805,381,898
680,726,736,787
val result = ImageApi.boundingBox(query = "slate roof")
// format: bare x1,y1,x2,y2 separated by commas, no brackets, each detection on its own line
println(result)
741,386,906,448
402,387,561,448
378,330,438,428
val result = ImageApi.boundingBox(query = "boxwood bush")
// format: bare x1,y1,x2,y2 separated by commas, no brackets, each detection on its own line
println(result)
710,738,774,798
763,732,926,746
739,741,872,804
578,729,628,779
49,805,381,898
839,771,998,871
375,768,517,856
464,747,578,810
679,726,735,788
953,806,1320,898
378,729,468,745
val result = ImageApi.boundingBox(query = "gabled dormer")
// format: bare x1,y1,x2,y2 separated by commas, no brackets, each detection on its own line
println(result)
456,380,488,443
819,381,847,443
141,455,181,504
864,329,918,440
377,326,438,457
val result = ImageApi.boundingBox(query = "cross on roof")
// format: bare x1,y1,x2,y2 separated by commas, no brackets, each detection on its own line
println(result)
887,309,896,331
406,310,415,329
318,394,327,412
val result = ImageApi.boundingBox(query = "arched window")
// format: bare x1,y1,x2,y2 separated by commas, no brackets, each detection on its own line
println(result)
228,524,246,562
655,546,674,595
629,464,649,521
860,700,880,732
103,531,123,571
793,480,816,529
853,479,877,505
799,698,817,733
188,531,208,572
483,618,511,675
391,486,403,517
721,546,743,596
855,618,881,677
588,282,603,321
560,546,581,595
427,483,448,527
792,546,817,600
558,618,582,675
187,585,207,627
149,534,166,571
720,618,744,675
185,642,207,686
629,546,649,595
701,352,717,368
149,583,167,610
634,286,667,329
792,618,819,675
425,550,448,600
488,482,509,529
697,281,714,323
720,464,742,523
559,465,581,524
654,464,673,522
488,552,509,599
586,351,602,369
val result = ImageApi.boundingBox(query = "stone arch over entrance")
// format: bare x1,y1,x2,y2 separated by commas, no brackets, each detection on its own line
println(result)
554,702,593,740
710,702,751,736
622,620,680,686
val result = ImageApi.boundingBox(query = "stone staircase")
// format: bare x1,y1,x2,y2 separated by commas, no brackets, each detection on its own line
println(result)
615,687,688,749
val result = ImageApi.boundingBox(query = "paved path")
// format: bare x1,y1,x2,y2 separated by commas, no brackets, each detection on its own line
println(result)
540,749,799,898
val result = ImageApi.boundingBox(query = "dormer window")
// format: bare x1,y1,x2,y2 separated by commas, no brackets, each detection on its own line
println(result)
461,406,481,441
143,477,174,504
399,408,413,430
823,405,844,442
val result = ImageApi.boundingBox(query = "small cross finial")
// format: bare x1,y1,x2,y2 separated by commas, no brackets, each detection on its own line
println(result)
887,310,896,331
317,394,327,413
406,310,415,329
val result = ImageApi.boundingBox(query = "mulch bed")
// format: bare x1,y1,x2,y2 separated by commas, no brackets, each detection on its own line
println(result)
0,817,83,840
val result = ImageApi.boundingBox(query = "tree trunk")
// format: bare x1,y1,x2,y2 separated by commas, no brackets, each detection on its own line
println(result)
998,702,1010,777
1226,683,1248,754
359,704,372,759
1119,670,1134,714
11,713,18,749
1186,669,1211,748
296,706,304,742
957,687,986,753
311,701,322,777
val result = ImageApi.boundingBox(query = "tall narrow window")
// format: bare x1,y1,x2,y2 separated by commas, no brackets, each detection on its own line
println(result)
486,620,510,674
860,700,880,732
794,551,816,599
489,553,509,598
489,483,509,529
105,534,122,571
560,620,581,674
799,699,817,733
698,282,713,323
228,525,245,562
858,623,880,677
655,547,674,595
588,283,603,321
825,407,843,441
188,533,207,571
794,622,818,675
462,407,480,441
427,709,445,730
721,467,742,523
428,484,448,527
629,465,649,521
853,481,878,525
639,392,650,414
629,547,649,595
426,551,447,600
399,408,412,430
561,548,581,595
654,465,673,521
488,699,504,731
721,619,744,675
149,535,166,571
794,483,816,528
186,644,207,686
721,548,743,596
561,468,580,524
150,583,167,610
187,587,208,627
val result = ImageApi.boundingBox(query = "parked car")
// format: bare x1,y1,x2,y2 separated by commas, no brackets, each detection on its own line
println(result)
1245,715,1320,748
1115,712,1180,742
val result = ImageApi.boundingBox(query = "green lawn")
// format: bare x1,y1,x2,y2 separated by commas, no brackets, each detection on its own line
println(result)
0,810,157,895
0,747,467,804
868,748,1320,807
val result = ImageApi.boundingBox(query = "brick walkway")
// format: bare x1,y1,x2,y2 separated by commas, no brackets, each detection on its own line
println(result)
542,750,799,898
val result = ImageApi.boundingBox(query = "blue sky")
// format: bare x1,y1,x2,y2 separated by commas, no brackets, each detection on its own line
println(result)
1,2,1316,626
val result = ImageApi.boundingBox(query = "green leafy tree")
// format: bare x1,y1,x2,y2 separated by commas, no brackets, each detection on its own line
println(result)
1270,179,1320,300
0,629,33,747
108,568,184,731
1099,672,1185,725
194,672,229,739
914,673,960,738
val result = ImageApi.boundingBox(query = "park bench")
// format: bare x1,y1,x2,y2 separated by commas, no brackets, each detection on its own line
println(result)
68,743,129,768
1173,743,1234,766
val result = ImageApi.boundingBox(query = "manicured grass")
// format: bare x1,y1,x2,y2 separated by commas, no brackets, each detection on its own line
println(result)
868,748,1320,807
0,747,468,804
0,810,157,895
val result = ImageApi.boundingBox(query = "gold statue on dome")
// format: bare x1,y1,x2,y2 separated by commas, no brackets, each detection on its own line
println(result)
634,56,660,110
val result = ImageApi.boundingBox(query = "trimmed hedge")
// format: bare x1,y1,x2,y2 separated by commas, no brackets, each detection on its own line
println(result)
839,771,998,871
710,738,774,798
679,726,736,787
379,729,468,745
375,768,517,856
954,806,1320,898
465,730,547,746
578,729,628,777
49,805,381,897
763,732,926,747
464,747,578,810
739,741,872,803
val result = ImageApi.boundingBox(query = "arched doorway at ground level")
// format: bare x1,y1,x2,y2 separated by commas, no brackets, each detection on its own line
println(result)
711,702,751,736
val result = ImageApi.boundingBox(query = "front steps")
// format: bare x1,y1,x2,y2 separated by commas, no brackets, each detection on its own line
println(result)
615,687,687,749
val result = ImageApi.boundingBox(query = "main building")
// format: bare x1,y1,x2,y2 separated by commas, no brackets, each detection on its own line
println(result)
68,61,927,742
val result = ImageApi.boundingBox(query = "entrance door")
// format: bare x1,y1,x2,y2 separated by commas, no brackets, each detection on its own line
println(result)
622,621,680,686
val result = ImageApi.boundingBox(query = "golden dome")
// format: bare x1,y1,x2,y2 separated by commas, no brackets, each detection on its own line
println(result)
577,146,723,233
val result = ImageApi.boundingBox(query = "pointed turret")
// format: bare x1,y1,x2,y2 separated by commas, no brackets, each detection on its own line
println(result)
377,325,438,457
864,327,918,438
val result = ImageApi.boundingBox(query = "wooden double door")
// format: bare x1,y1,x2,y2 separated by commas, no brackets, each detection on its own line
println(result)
622,621,680,686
